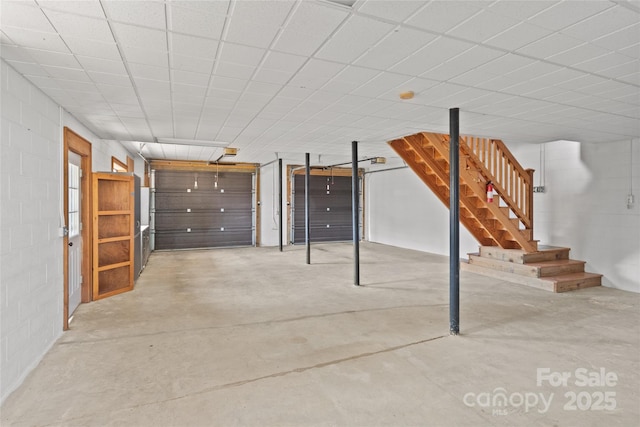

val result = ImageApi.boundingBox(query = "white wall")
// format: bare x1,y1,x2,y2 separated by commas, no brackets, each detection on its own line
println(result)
1,60,64,403
0,60,145,403
365,165,479,257
511,139,640,293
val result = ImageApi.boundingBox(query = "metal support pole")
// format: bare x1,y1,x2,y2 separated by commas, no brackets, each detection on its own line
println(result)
352,141,360,286
449,108,460,335
305,153,311,265
278,158,283,252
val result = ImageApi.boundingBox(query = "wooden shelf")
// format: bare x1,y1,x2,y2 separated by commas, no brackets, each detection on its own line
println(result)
93,173,134,300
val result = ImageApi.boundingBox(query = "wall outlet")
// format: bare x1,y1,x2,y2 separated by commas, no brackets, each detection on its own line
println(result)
533,186,546,193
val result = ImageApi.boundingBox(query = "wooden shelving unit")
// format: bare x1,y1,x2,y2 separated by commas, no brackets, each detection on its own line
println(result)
92,173,134,300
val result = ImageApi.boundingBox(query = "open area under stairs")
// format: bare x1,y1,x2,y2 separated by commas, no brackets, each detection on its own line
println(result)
461,245,602,293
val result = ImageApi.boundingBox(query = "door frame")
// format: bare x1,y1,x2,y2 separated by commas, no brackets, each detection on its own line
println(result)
63,127,92,330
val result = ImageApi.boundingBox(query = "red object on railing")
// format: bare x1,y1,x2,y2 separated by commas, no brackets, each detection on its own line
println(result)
486,181,494,203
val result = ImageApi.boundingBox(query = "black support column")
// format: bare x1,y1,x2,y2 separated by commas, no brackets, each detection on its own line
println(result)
305,153,311,265
352,141,360,286
278,158,283,252
449,108,460,335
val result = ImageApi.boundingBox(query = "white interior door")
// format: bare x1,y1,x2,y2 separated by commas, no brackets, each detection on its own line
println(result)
68,151,82,316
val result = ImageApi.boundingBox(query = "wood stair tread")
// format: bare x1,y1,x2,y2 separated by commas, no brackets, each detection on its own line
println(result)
525,259,585,268
540,272,602,283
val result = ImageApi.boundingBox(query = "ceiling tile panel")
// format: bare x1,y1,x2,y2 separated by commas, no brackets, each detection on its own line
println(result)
171,69,210,86
288,59,345,90
273,1,347,55
76,56,127,74
38,1,106,19
356,0,425,23
315,15,395,64
64,37,121,60
322,66,381,94
210,76,247,92
103,1,167,29
43,10,113,43
215,61,255,79
218,43,265,67
421,45,504,81
351,72,412,98
169,4,227,40
447,9,520,42
405,1,485,34
129,63,169,81
390,36,474,76
546,43,611,67
22,49,80,68
112,23,167,52
526,1,613,31
516,32,585,59
355,27,438,70
574,52,637,74
121,45,168,67
592,23,640,53
561,5,639,41
225,1,294,48
170,53,214,74
484,21,553,51
87,71,131,86
1,27,69,52
487,0,556,21
1,2,56,33
169,34,219,60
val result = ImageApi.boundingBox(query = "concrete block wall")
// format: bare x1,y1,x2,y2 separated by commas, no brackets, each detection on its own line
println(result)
1,60,64,403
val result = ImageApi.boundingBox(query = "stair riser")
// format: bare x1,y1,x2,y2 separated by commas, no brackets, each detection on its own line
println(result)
479,246,569,264
539,263,585,277
554,277,602,293
461,263,556,292
469,255,539,277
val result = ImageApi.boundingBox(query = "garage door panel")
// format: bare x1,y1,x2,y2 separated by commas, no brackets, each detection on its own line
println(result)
154,169,255,250
292,174,354,244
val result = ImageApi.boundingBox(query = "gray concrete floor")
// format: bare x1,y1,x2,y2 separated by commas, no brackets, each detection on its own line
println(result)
2,242,639,426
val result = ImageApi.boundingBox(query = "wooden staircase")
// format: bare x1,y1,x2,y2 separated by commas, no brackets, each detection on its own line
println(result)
388,131,601,292
462,246,602,293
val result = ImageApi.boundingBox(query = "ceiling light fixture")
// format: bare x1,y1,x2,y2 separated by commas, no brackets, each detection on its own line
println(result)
155,137,229,147
399,91,415,100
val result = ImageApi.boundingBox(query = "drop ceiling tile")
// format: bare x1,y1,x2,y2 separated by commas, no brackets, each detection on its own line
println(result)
218,43,265,67
261,51,307,73
422,45,504,81
102,1,166,29
112,23,167,51
170,53,214,74
21,48,79,68
351,72,412,98
76,56,127,74
88,71,131,86
315,15,395,64
527,1,613,31
171,69,210,87
64,36,121,60
41,65,90,82
24,74,62,89
246,81,282,96
169,34,219,60
547,43,611,67
390,36,474,76
134,78,171,99
288,59,345,90
215,61,255,79
321,66,380,94
169,4,226,40
112,104,146,119
487,0,556,21
574,52,637,74
38,1,107,19
1,2,56,33
484,21,553,51
225,1,294,48
561,5,639,42
173,92,205,105
554,73,609,91
121,44,169,67
1,27,69,52
209,75,247,92
356,0,425,23
448,10,520,42
172,82,208,98
253,68,294,85
405,1,485,34
355,27,438,70
516,32,584,59
43,10,113,43
128,62,169,81
100,86,138,104
599,61,640,80
619,43,640,59
591,23,640,52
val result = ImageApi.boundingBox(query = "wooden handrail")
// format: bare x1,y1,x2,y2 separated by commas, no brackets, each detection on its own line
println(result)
459,136,533,231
